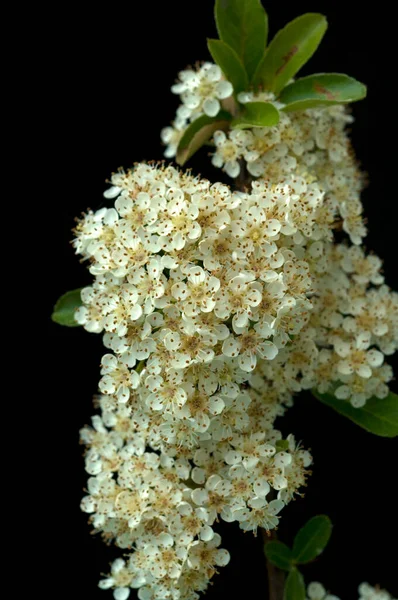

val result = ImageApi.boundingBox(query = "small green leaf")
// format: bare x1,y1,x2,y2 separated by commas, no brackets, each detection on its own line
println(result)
215,0,268,81
313,390,398,438
207,39,248,95
275,439,290,451
292,515,332,564
284,568,305,600
280,73,367,111
52,288,83,327
264,541,293,571
231,102,280,129
253,13,328,94
176,111,232,166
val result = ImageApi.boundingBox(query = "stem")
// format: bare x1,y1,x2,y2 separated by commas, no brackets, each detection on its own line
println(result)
236,159,251,192
262,528,285,600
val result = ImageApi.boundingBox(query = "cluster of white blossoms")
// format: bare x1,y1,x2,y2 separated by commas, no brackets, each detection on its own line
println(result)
74,63,397,600
306,582,396,600
161,62,233,158
76,162,314,599
163,64,366,245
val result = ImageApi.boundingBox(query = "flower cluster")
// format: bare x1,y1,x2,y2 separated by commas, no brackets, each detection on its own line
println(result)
306,582,396,600
75,154,396,598
73,64,397,600
161,62,233,158
210,100,368,246
76,162,315,599
162,65,366,246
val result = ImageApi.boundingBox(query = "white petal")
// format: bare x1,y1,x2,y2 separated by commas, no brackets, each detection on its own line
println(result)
272,474,288,490
203,97,220,117
337,361,353,375
104,185,121,199
215,549,230,566
209,396,225,415
99,578,114,590
130,304,143,321
258,341,278,360
274,452,292,468
200,525,214,541
114,588,130,600
212,154,224,168
104,208,118,226
213,130,226,146
192,467,207,485
191,488,209,506
189,266,206,285
216,80,233,99
254,479,270,496
307,582,326,599
366,349,384,367
101,354,118,370
356,364,372,378
238,351,257,372
222,336,241,358
225,161,240,178
269,499,284,515
335,385,350,400
164,332,181,351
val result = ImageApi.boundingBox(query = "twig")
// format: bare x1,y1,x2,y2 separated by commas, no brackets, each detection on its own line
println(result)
262,528,286,600
236,159,251,192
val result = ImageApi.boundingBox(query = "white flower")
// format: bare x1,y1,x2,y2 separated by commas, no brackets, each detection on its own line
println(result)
234,497,285,533
99,354,140,403
114,190,159,233
223,327,278,372
199,230,238,271
162,327,216,368
128,263,165,314
334,333,384,379
209,392,251,441
211,130,245,178
242,126,282,162
226,432,275,470
178,387,225,432
145,369,188,412
73,122,397,600
161,117,188,158
172,62,233,118
187,533,230,570
358,582,395,600
215,273,262,329
341,246,384,285
191,474,234,523
172,266,220,316
169,502,213,544
306,581,340,600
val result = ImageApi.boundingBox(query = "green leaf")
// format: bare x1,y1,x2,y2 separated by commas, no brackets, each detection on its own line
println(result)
313,389,398,438
52,288,83,327
253,13,328,94
280,73,367,111
284,568,305,600
231,102,280,129
207,39,248,95
275,439,289,451
215,0,268,81
292,515,332,564
264,541,293,571
176,111,232,166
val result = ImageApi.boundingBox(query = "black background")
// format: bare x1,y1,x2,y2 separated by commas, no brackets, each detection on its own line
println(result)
45,1,397,598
